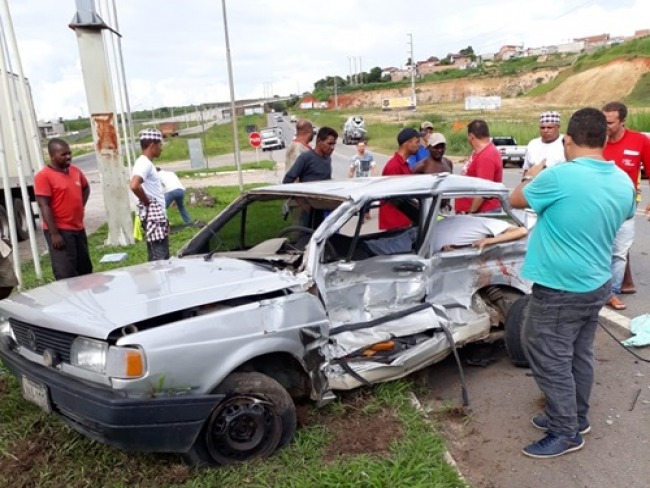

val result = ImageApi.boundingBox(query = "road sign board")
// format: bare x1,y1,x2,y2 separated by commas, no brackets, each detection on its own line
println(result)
249,131,261,148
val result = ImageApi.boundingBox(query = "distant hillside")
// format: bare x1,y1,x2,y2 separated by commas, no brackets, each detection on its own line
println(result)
337,37,650,109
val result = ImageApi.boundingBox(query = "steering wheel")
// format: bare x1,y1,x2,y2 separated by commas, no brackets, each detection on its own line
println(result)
276,226,338,260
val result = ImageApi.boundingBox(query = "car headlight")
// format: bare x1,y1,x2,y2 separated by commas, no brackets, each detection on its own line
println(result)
0,320,14,339
0,320,16,347
71,337,145,379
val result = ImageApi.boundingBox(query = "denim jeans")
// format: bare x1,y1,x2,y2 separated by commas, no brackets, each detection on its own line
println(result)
525,280,610,437
165,188,192,224
610,218,635,295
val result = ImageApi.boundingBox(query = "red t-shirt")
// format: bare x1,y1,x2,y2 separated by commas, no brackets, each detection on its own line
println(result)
34,165,88,231
455,142,503,213
379,152,412,230
603,129,650,191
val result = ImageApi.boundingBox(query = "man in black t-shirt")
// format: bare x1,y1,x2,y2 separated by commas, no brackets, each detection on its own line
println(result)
283,127,338,183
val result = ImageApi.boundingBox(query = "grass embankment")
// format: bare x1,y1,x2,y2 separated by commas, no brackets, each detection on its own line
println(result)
1,182,467,487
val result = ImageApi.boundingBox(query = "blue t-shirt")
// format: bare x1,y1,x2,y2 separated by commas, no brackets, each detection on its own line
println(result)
407,144,429,169
522,157,635,293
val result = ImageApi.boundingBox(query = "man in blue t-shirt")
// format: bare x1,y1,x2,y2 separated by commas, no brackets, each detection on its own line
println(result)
407,121,434,169
510,108,635,460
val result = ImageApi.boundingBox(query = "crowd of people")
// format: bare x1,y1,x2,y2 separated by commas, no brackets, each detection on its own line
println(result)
280,102,647,460
0,99,647,462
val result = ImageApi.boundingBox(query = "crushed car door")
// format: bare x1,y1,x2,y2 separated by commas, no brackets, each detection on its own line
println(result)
315,195,434,326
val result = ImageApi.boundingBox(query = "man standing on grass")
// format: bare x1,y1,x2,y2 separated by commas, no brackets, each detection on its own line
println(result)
156,167,193,226
35,138,92,280
283,127,337,184
130,129,170,261
283,127,338,228
511,108,635,459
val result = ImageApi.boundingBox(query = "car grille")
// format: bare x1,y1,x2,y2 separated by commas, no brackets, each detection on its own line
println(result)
9,318,75,363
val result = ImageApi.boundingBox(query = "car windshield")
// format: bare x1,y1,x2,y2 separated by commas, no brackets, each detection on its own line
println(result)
180,193,345,266
261,129,276,137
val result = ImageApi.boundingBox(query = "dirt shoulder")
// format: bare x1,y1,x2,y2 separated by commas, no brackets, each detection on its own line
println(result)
415,328,650,488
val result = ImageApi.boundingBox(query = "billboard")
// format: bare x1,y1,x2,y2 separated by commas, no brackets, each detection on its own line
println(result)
464,96,502,111
381,97,415,111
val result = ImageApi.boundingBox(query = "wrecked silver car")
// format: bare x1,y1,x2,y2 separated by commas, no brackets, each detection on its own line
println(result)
0,174,530,466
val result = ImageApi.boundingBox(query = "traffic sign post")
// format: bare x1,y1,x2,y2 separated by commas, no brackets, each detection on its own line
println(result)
249,132,261,163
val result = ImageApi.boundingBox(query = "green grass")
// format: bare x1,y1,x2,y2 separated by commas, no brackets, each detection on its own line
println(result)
154,114,267,164
176,160,276,177
626,72,650,107
1,186,467,485
0,374,466,487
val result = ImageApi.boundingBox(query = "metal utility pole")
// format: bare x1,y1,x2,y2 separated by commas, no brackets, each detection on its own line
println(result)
221,0,243,192
70,0,133,246
408,34,417,110
348,56,353,85
358,56,363,84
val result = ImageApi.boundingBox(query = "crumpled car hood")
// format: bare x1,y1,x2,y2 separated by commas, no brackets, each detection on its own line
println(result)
0,257,302,338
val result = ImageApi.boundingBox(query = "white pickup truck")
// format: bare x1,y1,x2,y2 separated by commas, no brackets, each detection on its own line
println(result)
491,136,527,168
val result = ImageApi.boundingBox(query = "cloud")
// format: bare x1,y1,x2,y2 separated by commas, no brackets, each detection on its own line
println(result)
5,0,649,120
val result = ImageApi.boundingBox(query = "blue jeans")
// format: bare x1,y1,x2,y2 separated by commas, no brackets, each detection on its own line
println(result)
610,217,635,295
525,281,610,437
165,188,192,224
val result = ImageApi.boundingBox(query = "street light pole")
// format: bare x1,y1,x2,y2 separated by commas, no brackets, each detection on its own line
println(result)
221,0,243,192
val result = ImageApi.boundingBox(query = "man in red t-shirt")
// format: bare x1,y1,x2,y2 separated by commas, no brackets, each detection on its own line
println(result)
454,120,503,214
379,127,421,230
602,102,650,307
34,138,92,280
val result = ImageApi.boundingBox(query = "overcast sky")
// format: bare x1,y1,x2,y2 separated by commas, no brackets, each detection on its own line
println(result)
5,0,647,121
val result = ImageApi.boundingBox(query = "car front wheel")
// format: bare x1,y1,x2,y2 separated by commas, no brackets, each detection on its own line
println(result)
183,372,296,466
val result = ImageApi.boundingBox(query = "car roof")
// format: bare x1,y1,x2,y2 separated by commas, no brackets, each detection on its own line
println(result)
248,174,509,202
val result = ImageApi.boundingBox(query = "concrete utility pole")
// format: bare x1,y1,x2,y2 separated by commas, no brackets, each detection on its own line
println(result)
333,79,338,110
70,0,133,246
408,34,417,110
221,0,243,192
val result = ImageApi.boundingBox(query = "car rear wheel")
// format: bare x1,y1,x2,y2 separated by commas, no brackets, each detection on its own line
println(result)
504,295,531,368
183,372,296,466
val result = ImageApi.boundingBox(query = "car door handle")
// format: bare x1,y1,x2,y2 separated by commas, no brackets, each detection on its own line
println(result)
393,262,424,272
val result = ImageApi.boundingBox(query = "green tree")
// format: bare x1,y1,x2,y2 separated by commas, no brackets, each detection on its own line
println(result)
314,75,347,91
367,66,383,83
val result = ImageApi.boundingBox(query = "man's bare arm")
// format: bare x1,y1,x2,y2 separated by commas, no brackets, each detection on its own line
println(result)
473,226,528,250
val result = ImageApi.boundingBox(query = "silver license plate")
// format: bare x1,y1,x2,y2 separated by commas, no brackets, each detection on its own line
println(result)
21,375,52,414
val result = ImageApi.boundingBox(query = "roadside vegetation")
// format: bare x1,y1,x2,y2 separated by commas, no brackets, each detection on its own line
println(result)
1,181,467,487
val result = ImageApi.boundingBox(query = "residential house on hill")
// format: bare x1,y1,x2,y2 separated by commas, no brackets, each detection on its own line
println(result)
495,45,523,61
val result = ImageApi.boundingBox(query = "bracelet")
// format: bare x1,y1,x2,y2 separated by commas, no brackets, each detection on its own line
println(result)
521,176,534,182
